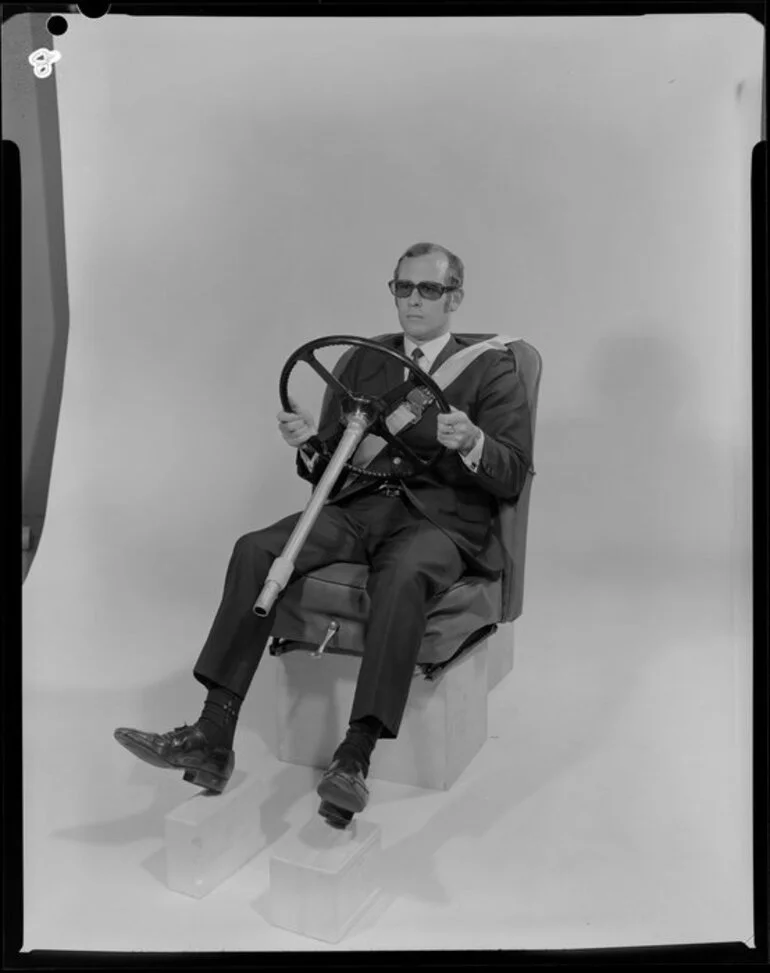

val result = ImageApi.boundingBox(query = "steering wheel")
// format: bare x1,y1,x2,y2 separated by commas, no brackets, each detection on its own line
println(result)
279,335,451,480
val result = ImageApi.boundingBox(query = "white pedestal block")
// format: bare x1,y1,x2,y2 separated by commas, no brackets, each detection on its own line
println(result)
268,816,382,943
164,772,269,898
275,640,488,790
487,622,515,691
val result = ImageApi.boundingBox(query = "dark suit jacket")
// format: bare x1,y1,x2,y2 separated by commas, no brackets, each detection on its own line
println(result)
296,332,534,577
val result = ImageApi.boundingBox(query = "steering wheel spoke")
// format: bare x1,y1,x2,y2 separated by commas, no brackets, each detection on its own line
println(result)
304,353,351,399
375,423,428,470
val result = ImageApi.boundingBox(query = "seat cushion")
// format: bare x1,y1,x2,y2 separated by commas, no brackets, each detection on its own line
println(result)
271,562,502,666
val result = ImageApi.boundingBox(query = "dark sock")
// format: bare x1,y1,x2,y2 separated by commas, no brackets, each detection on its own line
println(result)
333,716,383,775
196,684,243,749
352,715,383,737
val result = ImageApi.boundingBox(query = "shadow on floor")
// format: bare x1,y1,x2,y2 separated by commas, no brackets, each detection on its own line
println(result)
38,562,707,910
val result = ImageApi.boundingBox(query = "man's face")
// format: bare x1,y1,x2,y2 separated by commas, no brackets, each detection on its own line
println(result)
393,253,463,344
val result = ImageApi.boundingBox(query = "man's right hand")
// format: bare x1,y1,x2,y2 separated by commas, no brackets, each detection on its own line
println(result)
277,397,317,448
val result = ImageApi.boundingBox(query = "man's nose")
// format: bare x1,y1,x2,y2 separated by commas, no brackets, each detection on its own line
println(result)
408,289,423,306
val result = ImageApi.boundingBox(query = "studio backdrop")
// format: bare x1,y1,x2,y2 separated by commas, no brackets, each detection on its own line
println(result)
13,11,761,951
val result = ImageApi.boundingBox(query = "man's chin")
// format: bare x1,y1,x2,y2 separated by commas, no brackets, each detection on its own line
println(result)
401,319,444,341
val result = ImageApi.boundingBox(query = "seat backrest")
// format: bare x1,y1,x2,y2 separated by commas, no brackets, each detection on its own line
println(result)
494,338,542,621
315,333,542,622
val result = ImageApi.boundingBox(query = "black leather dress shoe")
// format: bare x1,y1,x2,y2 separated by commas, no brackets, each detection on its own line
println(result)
113,724,234,794
316,754,370,816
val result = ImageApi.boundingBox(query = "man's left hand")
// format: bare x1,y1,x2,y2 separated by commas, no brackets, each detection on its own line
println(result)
436,406,481,455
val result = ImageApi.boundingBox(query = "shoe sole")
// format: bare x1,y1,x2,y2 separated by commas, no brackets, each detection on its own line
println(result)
318,800,354,829
114,731,232,794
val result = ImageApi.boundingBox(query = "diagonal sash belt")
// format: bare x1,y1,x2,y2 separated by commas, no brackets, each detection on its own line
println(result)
337,334,517,490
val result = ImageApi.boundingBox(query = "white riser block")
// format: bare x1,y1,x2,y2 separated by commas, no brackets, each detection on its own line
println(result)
487,622,515,691
275,641,488,790
268,816,382,943
164,771,269,899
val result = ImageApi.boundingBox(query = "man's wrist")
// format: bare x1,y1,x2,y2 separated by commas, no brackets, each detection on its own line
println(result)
459,426,482,457
298,432,319,451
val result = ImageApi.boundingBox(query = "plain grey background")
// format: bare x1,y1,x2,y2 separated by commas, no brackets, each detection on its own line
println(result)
19,13,761,951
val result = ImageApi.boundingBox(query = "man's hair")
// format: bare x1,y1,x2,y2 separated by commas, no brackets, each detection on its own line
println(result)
393,242,465,290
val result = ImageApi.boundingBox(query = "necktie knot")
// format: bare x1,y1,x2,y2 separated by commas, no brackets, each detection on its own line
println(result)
410,347,425,370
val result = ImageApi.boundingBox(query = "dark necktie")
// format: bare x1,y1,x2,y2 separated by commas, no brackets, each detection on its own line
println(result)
408,346,425,381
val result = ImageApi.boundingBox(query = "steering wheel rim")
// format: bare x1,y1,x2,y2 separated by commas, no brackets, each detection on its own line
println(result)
279,334,451,480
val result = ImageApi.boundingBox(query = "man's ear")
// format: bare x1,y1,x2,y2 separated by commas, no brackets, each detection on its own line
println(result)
448,289,464,313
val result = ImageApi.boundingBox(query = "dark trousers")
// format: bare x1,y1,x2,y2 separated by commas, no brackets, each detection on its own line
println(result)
192,490,466,739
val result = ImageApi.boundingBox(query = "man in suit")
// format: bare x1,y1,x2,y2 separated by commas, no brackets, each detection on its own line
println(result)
114,242,533,828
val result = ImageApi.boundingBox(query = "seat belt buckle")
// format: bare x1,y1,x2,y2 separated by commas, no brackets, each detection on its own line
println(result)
405,386,435,416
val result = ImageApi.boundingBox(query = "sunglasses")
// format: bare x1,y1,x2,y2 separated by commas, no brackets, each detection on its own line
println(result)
388,279,460,301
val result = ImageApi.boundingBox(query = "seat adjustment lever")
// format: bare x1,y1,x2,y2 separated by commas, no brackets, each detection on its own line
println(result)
312,620,340,658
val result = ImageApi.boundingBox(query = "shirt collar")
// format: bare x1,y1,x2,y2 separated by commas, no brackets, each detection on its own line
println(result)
403,331,452,371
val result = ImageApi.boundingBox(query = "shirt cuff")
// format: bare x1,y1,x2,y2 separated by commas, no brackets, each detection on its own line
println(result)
298,444,318,471
459,430,485,472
